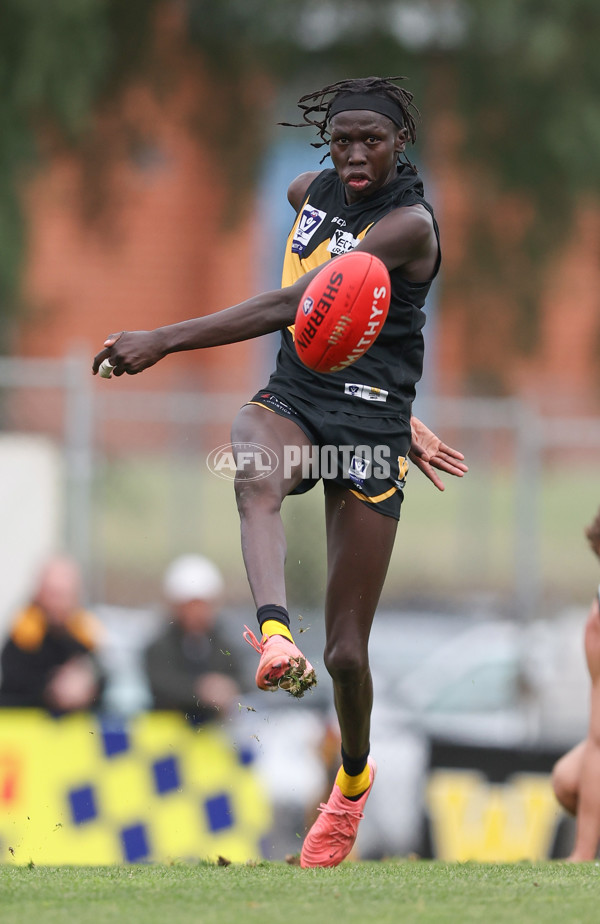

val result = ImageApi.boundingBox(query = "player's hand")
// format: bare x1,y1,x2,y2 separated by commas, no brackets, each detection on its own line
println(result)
195,673,240,713
409,415,468,492
45,657,99,711
92,330,165,377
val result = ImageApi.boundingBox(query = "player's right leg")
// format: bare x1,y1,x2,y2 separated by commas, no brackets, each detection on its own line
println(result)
231,401,317,696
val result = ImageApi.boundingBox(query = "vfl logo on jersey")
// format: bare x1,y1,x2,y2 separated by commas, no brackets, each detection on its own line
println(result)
292,206,328,254
301,295,314,316
344,383,389,402
327,229,360,255
348,455,370,488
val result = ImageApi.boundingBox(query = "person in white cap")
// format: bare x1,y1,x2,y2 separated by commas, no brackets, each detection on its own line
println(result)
143,554,242,723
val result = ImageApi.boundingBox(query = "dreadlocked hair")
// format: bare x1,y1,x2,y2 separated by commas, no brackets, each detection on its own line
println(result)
586,507,600,562
280,76,419,168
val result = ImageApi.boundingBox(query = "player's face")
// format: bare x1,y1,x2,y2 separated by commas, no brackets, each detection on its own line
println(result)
329,111,406,204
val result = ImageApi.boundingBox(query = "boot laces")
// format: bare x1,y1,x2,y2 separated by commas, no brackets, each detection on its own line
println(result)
243,625,264,654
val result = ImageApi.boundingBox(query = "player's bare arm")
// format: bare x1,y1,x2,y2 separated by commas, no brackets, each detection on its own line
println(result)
92,170,324,376
92,287,298,372
355,204,438,280
92,212,433,377
92,265,329,377
287,171,321,210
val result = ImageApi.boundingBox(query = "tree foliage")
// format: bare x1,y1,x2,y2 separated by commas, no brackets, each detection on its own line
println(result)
2,0,600,368
452,0,600,370
0,0,158,320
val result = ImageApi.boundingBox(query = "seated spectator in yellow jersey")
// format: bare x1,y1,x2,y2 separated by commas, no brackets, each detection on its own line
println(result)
0,555,105,712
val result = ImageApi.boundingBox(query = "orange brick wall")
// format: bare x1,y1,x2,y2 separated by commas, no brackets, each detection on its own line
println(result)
428,107,600,414
17,133,263,397
14,76,600,419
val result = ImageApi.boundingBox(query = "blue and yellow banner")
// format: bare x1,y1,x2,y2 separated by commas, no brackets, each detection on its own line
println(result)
0,710,271,865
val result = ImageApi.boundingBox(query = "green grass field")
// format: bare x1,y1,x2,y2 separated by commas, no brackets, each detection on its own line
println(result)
2,861,600,924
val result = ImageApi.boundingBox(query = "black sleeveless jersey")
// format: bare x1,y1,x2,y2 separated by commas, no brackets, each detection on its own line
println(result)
266,165,441,420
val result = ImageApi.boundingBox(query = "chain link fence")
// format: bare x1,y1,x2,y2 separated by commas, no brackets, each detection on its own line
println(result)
1,353,599,628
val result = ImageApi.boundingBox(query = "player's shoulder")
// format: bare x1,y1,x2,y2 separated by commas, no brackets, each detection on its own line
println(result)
361,201,438,273
287,171,323,210
377,201,435,245
391,201,433,228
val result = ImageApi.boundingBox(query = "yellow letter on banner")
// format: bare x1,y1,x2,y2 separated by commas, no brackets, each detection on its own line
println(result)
426,769,560,862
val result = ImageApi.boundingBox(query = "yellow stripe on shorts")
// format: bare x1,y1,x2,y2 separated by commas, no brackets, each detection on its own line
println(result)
349,485,399,505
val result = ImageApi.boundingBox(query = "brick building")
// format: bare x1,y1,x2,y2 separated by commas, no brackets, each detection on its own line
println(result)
13,81,600,418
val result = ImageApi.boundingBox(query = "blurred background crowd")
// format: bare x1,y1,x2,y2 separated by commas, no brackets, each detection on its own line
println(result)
1,0,600,863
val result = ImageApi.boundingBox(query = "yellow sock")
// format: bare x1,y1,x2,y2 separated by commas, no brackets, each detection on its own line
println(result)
261,619,294,644
335,764,370,799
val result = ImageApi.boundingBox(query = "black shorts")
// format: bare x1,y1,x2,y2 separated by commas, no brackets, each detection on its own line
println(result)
246,390,412,520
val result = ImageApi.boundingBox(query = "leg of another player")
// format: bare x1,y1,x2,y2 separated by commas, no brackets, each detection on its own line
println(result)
565,597,600,861
552,741,585,818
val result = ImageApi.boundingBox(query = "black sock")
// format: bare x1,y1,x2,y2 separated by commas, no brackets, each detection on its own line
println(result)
341,745,370,777
257,604,290,633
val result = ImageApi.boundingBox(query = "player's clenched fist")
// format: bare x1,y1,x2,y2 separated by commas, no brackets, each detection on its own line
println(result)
92,329,166,377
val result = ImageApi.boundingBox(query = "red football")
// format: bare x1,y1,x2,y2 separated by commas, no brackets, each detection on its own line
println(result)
294,251,390,373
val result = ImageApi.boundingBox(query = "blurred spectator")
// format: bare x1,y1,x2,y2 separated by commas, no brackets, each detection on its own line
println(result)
144,554,242,722
0,555,105,711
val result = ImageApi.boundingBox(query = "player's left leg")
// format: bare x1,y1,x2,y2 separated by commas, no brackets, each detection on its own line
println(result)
300,484,398,867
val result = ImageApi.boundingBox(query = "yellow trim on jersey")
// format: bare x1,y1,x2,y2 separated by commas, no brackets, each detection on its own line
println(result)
10,606,46,651
283,197,373,336
349,485,399,505
67,611,101,650
10,604,99,651
282,198,374,286
245,401,276,413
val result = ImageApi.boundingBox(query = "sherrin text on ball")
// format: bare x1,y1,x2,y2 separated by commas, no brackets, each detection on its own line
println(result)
294,251,390,373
